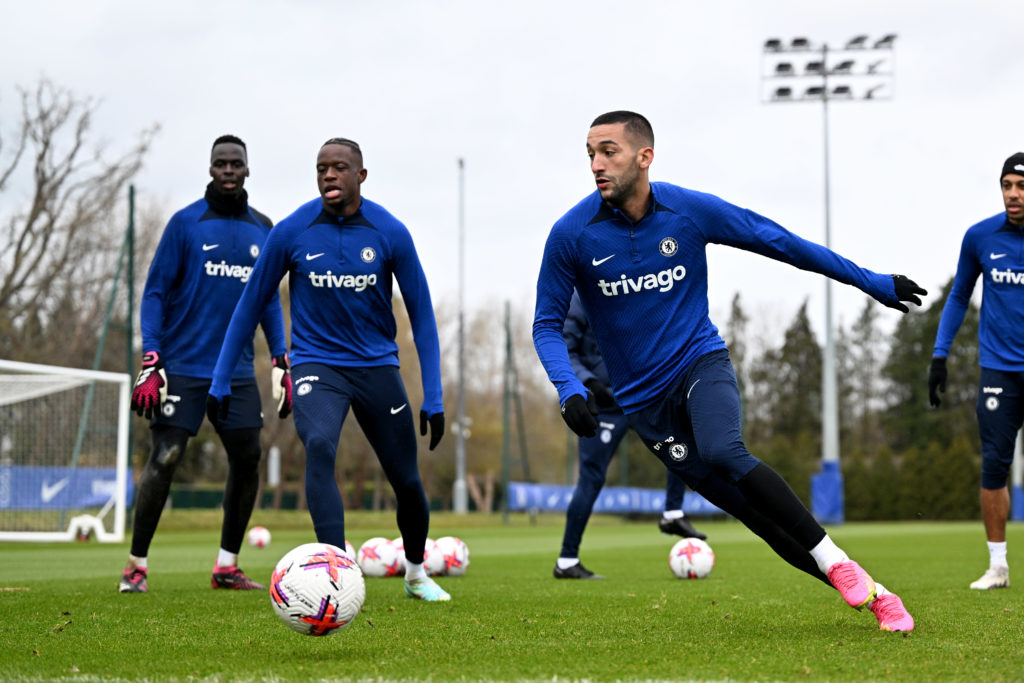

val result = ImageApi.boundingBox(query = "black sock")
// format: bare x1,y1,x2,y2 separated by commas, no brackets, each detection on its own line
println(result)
735,462,826,550
219,428,262,554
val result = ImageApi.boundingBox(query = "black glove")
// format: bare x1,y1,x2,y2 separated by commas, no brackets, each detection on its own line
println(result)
206,394,231,430
419,410,445,451
886,274,928,313
584,378,616,409
561,392,599,438
928,357,947,407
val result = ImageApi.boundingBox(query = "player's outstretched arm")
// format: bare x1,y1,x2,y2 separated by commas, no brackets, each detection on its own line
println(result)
884,274,928,313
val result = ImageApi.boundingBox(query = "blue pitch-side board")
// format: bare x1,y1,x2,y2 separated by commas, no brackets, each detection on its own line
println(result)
0,466,133,510
506,482,723,515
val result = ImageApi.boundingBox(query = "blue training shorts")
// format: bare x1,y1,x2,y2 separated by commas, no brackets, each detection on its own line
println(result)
976,367,1024,489
626,349,761,486
152,375,263,435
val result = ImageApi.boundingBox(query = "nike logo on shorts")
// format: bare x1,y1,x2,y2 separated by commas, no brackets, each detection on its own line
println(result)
390,404,407,415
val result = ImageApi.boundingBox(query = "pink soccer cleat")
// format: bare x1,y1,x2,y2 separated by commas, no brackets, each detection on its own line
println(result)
869,593,914,632
119,566,148,593
827,560,877,610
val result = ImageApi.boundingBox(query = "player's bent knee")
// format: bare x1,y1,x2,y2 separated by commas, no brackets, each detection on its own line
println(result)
222,428,263,468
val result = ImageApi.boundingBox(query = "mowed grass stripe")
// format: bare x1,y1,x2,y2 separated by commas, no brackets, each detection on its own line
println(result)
1,512,1022,682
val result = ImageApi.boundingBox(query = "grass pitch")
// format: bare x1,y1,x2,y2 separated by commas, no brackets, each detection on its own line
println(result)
1,511,1023,682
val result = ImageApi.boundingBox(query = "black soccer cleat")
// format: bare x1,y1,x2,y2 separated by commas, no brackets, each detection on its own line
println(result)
553,562,605,579
211,564,265,590
658,516,708,540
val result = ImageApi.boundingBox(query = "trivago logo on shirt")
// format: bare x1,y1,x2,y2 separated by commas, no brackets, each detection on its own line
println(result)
597,265,687,296
204,260,254,283
990,267,1024,285
308,270,378,292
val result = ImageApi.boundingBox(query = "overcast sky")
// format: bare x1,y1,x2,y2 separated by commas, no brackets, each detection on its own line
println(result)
3,0,1022,348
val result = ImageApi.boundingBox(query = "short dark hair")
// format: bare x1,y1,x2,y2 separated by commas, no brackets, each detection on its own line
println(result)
321,137,363,166
590,111,654,148
212,134,246,151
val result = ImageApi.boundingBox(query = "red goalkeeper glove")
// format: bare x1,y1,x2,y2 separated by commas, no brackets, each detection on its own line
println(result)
131,351,167,419
271,354,293,419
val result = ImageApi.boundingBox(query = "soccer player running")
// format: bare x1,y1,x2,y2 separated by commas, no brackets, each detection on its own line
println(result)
534,111,923,631
121,135,291,594
207,138,450,602
555,289,706,580
928,152,1024,590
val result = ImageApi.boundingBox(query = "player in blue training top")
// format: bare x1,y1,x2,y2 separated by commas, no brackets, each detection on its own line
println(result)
121,135,291,594
534,111,925,631
208,138,450,602
554,289,706,580
928,152,1024,591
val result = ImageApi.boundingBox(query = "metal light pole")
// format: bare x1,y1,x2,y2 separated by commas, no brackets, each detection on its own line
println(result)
452,158,469,513
761,34,896,524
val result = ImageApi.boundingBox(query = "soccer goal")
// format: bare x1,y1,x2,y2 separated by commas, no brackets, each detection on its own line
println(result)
0,359,132,542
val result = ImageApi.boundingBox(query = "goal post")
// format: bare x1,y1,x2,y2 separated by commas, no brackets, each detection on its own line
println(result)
0,359,132,542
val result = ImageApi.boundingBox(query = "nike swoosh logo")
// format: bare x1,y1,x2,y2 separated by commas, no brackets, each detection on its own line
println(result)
41,477,70,503
592,254,615,266
202,243,219,251
390,404,407,415
991,253,1007,260
306,253,324,261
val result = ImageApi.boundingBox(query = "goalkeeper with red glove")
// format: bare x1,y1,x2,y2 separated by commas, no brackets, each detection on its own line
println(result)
120,135,290,595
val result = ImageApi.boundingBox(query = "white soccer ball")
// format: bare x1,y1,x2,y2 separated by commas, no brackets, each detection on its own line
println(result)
391,537,407,570
422,537,446,576
432,536,470,576
668,538,715,579
269,543,365,636
357,537,404,578
247,525,271,548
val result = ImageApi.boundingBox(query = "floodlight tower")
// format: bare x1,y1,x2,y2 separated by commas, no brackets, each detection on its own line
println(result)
453,158,468,513
761,34,896,524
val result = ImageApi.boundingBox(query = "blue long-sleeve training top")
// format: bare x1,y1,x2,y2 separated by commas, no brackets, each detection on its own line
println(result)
533,182,900,413
209,197,444,416
139,198,286,379
563,290,611,388
932,212,1024,370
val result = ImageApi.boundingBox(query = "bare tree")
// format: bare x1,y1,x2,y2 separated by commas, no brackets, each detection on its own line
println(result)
0,78,158,367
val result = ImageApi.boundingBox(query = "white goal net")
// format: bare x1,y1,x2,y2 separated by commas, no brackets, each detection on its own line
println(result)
0,359,131,542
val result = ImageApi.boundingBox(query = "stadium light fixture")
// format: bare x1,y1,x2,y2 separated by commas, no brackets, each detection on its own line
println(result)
760,34,897,525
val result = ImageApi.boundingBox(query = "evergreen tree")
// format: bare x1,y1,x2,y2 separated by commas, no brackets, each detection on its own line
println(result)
723,292,750,402
744,300,822,495
770,300,822,441
882,277,980,452
842,299,885,451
